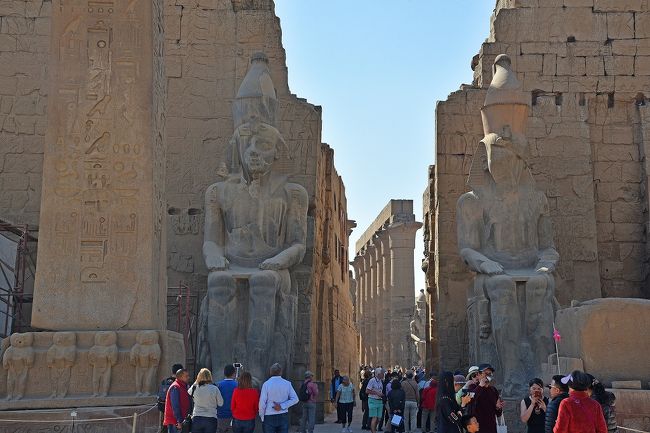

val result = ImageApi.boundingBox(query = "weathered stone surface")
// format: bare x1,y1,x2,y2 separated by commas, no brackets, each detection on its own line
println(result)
611,380,642,389
609,389,650,433
555,298,650,385
0,330,184,407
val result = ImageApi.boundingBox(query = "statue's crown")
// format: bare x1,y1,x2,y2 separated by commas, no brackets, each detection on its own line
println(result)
481,54,530,137
232,52,278,128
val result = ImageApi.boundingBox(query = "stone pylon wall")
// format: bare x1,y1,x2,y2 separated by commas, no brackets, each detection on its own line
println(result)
432,0,650,370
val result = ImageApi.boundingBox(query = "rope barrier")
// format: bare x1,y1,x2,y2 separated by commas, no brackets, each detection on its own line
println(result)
0,403,158,424
619,427,650,433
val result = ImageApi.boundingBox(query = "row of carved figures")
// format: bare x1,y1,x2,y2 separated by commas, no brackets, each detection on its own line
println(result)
1,330,160,401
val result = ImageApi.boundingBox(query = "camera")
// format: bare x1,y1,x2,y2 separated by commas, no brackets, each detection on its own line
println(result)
486,376,493,382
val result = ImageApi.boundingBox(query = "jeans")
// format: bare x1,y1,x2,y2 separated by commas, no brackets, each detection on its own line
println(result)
263,413,289,433
167,425,180,433
337,402,354,425
233,418,256,433
218,418,233,433
362,399,370,428
421,409,435,433
300,402,316,433
193,416,218,433
404,401,418,432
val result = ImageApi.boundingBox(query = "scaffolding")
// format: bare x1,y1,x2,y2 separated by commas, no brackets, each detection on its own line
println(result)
167,282,200,374
0,221,37,339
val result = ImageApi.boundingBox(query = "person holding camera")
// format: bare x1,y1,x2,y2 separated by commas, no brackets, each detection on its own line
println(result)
466,364,504,433
520,378,548,433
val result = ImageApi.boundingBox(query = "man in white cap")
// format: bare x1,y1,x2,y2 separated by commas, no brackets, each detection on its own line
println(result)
366,368,385,433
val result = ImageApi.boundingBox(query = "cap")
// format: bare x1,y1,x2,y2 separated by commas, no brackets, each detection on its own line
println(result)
304,371,314,379
454,375,466,385
466,365,479,380
478,363,495,373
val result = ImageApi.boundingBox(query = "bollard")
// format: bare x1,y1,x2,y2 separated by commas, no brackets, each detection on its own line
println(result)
132,412,138,433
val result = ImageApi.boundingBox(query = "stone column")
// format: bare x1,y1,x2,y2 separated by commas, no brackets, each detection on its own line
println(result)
373,236,385,367
352,256,365,365
378,231,392,367
367,243,377,364
362,250,372,364
389,222,422,368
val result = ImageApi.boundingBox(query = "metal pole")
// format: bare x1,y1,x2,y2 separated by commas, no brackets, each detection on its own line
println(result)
132,412,137,433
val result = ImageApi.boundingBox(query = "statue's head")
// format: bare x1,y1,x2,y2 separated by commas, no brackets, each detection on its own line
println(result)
485,134,526,188
235,119,285,179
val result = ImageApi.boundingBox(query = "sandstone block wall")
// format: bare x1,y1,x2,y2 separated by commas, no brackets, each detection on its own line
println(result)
433,1,650,370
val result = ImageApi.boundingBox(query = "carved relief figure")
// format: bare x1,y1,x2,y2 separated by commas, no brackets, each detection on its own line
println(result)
456,55,559,396
198,53,308,380
47,332,77,398
2,333,35,400
409,290,427,365
88,331,118,397
130,331,161,396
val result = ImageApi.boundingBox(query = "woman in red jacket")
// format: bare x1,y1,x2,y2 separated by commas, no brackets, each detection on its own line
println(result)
231,372,260,433
420,378,438,433
554,370,607,433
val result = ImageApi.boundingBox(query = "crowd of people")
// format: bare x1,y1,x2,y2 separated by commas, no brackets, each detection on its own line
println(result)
353,364,619,433
155,362,619,433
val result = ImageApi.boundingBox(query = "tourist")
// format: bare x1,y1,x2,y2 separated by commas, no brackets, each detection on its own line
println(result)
191,368,224,433
331,369,343,403
259,363,299,433
454,375,466,405
335,375,356,433
466,364,503,433
435,372,464,433
218,365,239,433
401,371,420,433
460,415,480,433
300,371,319,433
591,379,619,433
520,378,548,433
232,372,260,433
388,379,406,433
420,374,438,433
367,368,385,433
459,366,479,403
360,370,372,430
164,368,192,433
544,375,569,433
158,363,184,433
553,370,607,433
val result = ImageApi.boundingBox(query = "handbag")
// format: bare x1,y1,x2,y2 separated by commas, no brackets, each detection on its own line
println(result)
496,414,507,433
181,385,196,433
391,414,403,427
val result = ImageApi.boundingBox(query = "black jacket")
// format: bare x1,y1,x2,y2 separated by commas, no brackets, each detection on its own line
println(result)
389,389,406,413
544,392,569,433
436,396,462,433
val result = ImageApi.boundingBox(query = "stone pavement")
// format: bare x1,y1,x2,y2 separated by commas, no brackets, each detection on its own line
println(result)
312,405,365,433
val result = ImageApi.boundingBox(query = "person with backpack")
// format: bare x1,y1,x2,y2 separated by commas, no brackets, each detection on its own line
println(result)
158,363,184,433
360,370,372,430
335,376,356,433
164,368,192,433
299,371,319,433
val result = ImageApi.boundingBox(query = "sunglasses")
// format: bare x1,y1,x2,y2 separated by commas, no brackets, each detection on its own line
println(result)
547,385,559,389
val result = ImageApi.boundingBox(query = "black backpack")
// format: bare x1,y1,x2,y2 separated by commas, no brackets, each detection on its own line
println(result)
298,381,311,402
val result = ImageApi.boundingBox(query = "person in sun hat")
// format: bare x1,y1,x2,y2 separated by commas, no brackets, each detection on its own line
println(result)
466,364,503,433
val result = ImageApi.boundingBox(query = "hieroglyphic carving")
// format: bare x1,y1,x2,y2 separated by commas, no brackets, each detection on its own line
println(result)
2,333,34,400
88,331,117,397
46,332,77,398
129,331,161,396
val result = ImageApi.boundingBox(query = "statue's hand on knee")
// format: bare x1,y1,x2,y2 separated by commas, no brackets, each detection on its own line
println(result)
207,256,229,272
479,260,504,275
260,257,286,271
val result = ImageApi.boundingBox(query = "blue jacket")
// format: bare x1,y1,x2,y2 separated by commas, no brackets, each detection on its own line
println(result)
217,378,238,418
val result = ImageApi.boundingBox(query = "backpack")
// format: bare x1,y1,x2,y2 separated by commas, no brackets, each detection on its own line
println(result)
157,377,174,412
298,381,311,402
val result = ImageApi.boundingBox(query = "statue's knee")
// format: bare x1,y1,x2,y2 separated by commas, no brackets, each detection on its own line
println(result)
249,270,281,287
526,275,551,294
485,275,516,299
207,272,235,302
250,283,278,299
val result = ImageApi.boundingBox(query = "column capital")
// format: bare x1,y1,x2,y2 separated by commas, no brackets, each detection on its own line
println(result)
387,221,423,249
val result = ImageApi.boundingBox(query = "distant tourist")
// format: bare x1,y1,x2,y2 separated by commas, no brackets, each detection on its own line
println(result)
299,371,319,433
453,375,466,405
218,365,239,433
401,371,420,433
158,363,184,432
544,375,569,433
360,370,372,430
164,368,192,433
331,369,343,403
466,364,503,433
591,379,619,433
232,372,260,433
335,375,356,433
259,363,299,433
420,375,438,433
191,368,224,433
366,368,385,433
388,379,406,433
520,378,548,433
553,370,607,433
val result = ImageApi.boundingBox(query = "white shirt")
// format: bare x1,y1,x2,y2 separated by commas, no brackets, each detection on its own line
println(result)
258,376,299,421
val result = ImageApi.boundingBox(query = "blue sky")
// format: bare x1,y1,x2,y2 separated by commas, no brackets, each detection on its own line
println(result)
274,1,496,293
